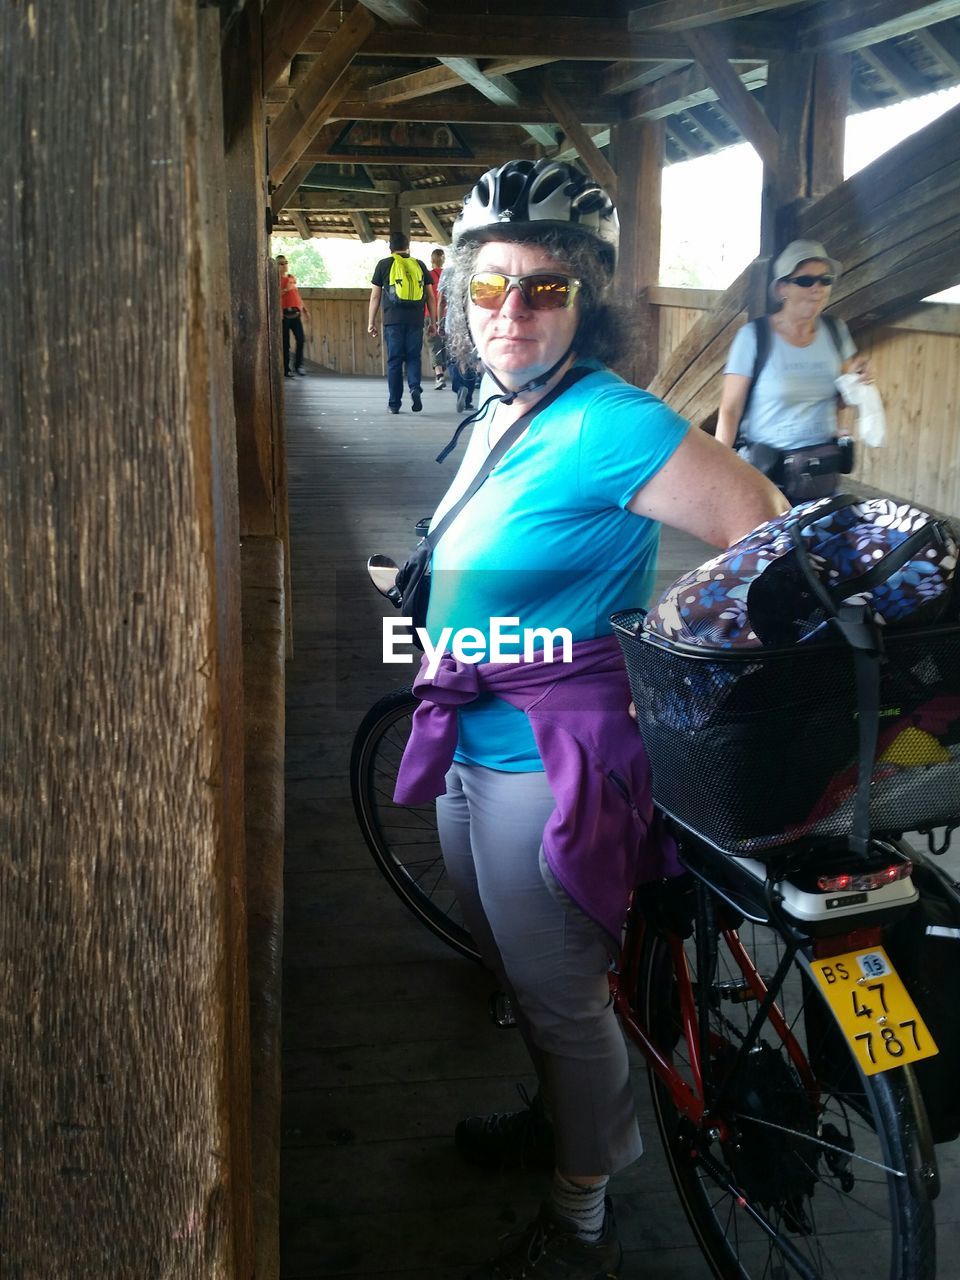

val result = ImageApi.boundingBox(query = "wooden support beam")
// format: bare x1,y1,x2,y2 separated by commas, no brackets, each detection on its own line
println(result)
859,42,931,98
288,189,393,211
810,53,850,198
611,118,664,387
262,0,336,94
364,55,553,104
799,0,960,55
915,20,960,77
439,56,556,147
553,127,611,164
539,73,618,196
412,205,451,243
267,4,375,185
302,145,508,167
683,28,779,169
667,115,711,157
350,210,376,242
288,211,312,238
270,159,314,217
358,0,426,23
330,95,609,125
398,182,471,207
347,20,778,62
601,59,691,95
630,0,804,34
622,59,767,120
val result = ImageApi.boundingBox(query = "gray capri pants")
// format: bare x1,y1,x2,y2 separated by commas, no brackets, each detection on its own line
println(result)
436,760,643,1176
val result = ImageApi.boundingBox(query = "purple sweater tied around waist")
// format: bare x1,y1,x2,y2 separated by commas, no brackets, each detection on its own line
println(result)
393,633,680,942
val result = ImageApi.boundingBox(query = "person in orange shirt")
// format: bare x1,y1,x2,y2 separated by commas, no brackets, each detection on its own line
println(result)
276,255,309,377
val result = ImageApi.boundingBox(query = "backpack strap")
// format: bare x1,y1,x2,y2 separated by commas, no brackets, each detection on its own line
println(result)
735,316,771,448
822,313,842,358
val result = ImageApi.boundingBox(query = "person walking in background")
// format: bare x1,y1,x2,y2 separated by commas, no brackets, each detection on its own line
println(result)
368,232,438,414
276,254,309,377
427,248,447,389
717,239,873,503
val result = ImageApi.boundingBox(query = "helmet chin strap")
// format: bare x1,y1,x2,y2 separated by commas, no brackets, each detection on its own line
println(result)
483,343,576,404
434,344,577,465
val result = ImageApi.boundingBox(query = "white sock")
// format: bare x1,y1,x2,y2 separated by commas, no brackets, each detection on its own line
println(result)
550,1172,609,1242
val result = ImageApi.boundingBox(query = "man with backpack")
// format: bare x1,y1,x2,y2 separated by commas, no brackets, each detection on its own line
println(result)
368,232,438,414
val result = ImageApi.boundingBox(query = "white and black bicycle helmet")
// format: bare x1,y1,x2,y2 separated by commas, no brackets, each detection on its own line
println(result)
453,159,619,271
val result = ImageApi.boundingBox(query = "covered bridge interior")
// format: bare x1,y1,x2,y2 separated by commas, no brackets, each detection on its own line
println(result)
3,1,959,1277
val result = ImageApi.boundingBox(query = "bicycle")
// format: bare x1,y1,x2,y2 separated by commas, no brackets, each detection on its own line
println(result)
350,519,960,1277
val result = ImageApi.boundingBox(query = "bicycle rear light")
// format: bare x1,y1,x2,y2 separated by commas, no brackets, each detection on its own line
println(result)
816,861,913,894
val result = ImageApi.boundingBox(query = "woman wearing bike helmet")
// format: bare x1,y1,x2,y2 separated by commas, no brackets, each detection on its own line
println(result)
394,158,787,1278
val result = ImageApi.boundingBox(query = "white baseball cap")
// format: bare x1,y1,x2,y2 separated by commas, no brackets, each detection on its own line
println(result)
772,239,842,282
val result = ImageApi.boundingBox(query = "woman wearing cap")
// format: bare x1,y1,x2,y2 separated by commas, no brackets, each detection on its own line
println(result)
393,159,786,1278
717,240,872,501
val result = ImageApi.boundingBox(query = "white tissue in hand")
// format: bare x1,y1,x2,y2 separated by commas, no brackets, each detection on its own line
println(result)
835,373,886,447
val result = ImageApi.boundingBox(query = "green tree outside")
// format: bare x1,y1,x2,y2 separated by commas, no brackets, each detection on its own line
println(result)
271,237,331,286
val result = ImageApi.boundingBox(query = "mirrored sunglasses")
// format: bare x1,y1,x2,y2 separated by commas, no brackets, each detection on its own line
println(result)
786,273,834,288
469,272,581,311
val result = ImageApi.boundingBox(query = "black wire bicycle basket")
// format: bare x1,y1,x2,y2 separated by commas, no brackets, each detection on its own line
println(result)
611,608,960,856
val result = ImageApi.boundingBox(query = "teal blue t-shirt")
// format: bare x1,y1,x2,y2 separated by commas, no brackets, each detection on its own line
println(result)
425,364,689,770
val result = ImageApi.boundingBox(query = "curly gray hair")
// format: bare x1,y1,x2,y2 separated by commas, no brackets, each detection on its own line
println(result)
442,227,631,370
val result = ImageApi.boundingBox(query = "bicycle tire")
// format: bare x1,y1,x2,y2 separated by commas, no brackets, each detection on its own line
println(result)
350,687,480,963
636,885,936,1280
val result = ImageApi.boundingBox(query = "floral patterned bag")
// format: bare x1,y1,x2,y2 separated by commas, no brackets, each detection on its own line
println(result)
645,493,958,651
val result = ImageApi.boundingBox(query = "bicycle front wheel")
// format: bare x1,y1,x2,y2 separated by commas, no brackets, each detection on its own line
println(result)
637,887,936,1280
350,687,480,963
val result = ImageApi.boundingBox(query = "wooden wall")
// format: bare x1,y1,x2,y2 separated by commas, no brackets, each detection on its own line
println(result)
654,294,960,518
300,288,384,376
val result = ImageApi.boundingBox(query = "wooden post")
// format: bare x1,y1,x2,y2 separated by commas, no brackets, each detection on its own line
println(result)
764,52,849,258
610,118,664,389
0,1,253,1273
224,1,285,541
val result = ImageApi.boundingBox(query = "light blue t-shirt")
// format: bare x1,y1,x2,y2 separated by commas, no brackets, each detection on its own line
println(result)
426,364,689,770
726,318,855,450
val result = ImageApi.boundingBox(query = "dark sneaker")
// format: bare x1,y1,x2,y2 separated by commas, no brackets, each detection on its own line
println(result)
411,390,423,412
466,1199,621,1279
295,366,307,376
388,406,400,415
284,370,293,378
455,1087,555,1171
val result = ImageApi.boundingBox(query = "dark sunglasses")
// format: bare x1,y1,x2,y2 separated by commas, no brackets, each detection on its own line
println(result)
786,273,834,288
469,271,581,311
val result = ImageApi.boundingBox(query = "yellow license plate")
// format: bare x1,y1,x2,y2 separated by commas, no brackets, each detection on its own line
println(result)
810,946,938,1077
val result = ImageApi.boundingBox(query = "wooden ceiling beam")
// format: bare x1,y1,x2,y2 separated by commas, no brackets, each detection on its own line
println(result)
301,147,508,167
332,19,779,61
913,21,960,77
287,190,395,211
262,0,337,94
553,127,611,164
350,211,377,242
398,182,472,208
364,56,554,104
288,211,313,239
538,73,618,196
666,118,710,157
329,96,612,125
411,205,451,243
602,59,693,95
439,57,557,146
622,57,766,119
629,0,805,35
267,5,376,185
357,0,426,24
683,29,778,169
859,41,933,98
270,159,314,217
799,0,960,55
